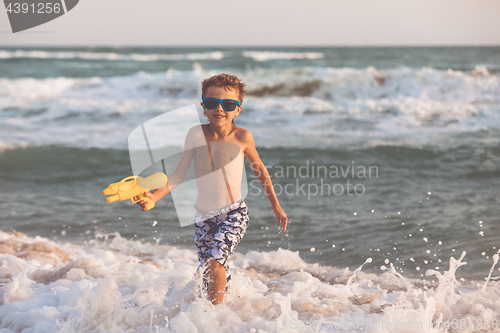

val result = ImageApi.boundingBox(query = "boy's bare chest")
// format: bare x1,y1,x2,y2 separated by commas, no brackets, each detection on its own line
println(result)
194,141,243,171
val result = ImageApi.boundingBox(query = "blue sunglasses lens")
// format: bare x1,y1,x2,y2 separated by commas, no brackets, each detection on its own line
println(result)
222,100,237,111
204,98,218,109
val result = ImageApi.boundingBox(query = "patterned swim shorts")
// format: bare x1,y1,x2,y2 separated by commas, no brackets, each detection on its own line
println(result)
194,199,249,288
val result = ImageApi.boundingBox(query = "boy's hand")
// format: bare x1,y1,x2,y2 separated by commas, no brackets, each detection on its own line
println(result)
272,206,288,232
134,192,156,211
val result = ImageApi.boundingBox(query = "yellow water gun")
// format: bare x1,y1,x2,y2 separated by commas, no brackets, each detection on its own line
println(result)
102,172,168,211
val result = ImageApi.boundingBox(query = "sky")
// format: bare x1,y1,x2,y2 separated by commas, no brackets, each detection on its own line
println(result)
1,0,500,46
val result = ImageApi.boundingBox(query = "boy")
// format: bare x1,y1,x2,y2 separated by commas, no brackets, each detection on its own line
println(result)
135,73,288,305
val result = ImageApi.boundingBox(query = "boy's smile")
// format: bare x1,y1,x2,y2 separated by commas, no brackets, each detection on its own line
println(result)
201,86,241,126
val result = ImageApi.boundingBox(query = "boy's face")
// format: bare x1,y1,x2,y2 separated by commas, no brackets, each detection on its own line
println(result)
201,85,242,127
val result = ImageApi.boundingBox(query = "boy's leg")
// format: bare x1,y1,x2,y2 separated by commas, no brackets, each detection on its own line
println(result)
206,258,226,305
194,202,249,304
205,203,249,304
194,218,216,297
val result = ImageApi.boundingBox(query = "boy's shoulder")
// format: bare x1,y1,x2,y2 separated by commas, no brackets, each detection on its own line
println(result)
186,125,205,138
188,124,204,132
233,126,253,143
184,125,205,148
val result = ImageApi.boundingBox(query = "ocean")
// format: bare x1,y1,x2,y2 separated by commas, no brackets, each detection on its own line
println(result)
0,46,499,332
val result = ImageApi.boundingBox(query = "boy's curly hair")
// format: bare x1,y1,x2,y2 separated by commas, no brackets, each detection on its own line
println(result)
201,73,246,103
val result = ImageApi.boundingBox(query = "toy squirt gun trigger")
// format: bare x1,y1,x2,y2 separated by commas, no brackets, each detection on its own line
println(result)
102,172,168,211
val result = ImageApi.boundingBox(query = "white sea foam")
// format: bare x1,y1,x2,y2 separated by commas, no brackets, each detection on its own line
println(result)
0,50,224,61
0,230,498,332
0,65,499,150
242,51,325,61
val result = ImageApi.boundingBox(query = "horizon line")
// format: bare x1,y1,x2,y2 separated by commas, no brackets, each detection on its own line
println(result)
1,44,500,48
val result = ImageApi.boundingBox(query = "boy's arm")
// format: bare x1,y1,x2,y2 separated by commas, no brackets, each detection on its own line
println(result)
136,148,194,211
242,130,288,232
135,128,196,211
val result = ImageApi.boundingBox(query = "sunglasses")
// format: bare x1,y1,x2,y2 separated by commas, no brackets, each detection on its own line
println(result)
202,97,241,112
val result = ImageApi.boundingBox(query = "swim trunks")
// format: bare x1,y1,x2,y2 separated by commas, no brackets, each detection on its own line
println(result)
194,199,249,290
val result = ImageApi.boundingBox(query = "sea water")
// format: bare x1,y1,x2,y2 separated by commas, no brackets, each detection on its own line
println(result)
0,46,499,332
